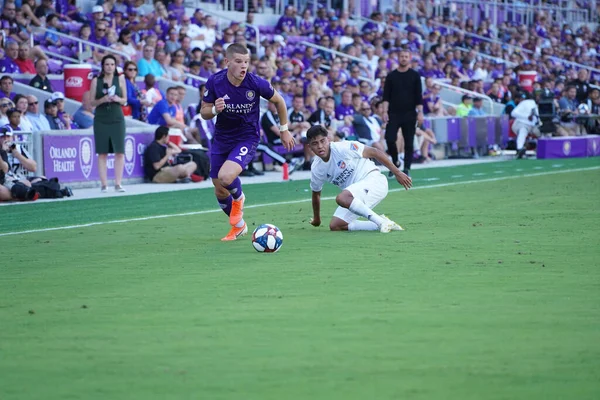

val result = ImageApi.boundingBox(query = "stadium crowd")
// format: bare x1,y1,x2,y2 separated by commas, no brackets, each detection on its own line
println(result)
1,0,599,193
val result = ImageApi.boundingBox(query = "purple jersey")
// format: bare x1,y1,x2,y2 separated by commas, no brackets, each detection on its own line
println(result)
0,57,20,74
203,70,274,145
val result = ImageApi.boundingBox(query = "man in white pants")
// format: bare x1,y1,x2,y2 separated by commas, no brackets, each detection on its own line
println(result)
307,125,412,232
511,93,542,159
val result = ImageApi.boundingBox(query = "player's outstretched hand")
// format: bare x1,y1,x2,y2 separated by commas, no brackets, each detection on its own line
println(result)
215,97,226,113
395,171,412,190
281,130,296,151
310,217,321,227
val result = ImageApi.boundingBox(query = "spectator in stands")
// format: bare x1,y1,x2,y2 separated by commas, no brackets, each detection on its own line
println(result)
468,97,486,116
15,42,36,74
174,86,187,125
511,92,541,159
90,55,128,193
335,90,354,120
557,85,581,136
0,41,20,74
275,6,298,35
351,100,385,152
12,95,33,132
414,124,437,163
583,88,600,133
455,94,473,117
29,59,53,93
114,28,138,62
25,95,50,131
142,74,163,114
91,21,109,61
123,61,148,122
138,45,164,78
51,92,72,130
169,49,188,82
44,99,65,130
3,107,21,132
72,91,94,129
568,69,590,103
21,0,43,27
1,2,26,44
0,76,15,101
44,14,64,48
308,97,337,141
147,86,199,142
143,126,197,184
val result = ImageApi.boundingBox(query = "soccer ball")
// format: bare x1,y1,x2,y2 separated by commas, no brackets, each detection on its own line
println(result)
252,224,283,253
578,103,590,114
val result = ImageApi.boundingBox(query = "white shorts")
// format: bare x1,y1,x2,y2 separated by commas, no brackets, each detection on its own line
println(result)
333,171,389,223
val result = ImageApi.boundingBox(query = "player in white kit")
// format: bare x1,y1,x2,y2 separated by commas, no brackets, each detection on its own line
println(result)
307,125,412,232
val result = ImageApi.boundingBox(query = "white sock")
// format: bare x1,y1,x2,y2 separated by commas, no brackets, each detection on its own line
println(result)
516,127,528,150
399,152,405,159
348,220,380,231
349,199,384,226
235,218,245,228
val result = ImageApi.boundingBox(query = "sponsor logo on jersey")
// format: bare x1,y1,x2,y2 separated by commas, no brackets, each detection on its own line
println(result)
350,143,359,151
337,160,346,169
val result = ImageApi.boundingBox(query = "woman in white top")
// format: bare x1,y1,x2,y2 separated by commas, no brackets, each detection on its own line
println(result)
0,98,15,126
12,95,34,132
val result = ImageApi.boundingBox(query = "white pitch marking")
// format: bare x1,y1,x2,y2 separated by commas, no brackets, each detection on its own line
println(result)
450,175,464,178
472,172,487,176
1,166,598,238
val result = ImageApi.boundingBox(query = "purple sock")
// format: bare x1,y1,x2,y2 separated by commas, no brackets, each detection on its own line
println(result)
225,177,243,200
217,195,232,216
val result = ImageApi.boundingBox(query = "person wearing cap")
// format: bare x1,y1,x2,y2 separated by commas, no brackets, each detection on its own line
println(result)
455,94,474,117
43,98,64,130
51,92,73,129
468,97,486,116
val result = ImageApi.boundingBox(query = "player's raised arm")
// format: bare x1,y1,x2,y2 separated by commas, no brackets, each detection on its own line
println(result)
310,190,321,227
362,146,412,190
268,90,295,151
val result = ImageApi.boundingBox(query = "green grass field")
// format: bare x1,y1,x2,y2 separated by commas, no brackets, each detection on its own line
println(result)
1,158,599,400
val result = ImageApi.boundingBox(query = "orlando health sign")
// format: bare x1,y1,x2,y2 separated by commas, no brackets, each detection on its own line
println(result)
43,133,152,182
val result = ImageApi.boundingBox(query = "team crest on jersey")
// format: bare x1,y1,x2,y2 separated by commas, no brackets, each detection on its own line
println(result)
337,160,346,169
204,88,209,98
350,143,359,151
246,90,255,100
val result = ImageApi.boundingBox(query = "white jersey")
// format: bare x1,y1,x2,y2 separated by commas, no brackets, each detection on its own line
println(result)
310,141,380,192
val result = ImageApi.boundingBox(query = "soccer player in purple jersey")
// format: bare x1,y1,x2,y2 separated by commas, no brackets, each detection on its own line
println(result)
200,44,295,241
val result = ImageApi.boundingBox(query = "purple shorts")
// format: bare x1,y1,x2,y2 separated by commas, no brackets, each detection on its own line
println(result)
209,139,258,179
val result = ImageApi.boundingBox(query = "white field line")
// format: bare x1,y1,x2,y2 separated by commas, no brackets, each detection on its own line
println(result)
1,166,599,238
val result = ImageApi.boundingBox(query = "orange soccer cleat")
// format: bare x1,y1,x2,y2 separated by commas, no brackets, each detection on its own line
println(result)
229,194,245,226
221,223,248,241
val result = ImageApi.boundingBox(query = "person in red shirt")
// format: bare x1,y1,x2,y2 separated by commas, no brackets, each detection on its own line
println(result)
14,42,36,74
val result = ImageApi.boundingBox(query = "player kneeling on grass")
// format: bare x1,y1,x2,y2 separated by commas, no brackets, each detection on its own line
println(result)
307,125,412,232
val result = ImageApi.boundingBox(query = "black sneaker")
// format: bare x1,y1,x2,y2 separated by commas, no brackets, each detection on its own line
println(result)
388,170,394,178
516,148,527,159
403,169,410,177
250,168,264,176
240,169,255,177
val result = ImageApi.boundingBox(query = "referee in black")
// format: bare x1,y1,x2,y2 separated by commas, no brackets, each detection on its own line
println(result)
382,48,424,176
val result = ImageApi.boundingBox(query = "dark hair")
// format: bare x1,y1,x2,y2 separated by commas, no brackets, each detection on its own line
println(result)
293,94,303,101
306,125,328,142
166,86,178,93
226,43,249,58
46,13,59,24
118,28,132,44
0,75,14,83
7,108,21,118
13,94,27,106
100,55,118,78
155,126,169,141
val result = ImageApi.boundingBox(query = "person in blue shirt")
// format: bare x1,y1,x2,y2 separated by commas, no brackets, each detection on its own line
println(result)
468,97,487,116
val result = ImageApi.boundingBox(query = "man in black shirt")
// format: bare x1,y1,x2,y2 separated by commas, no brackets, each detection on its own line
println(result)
567,69,590,103
143,126,197,183
29,59,54,93
382,48,424,176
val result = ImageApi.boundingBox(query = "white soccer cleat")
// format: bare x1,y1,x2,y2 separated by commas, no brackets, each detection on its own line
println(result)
381,215,404,232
